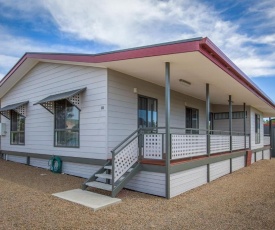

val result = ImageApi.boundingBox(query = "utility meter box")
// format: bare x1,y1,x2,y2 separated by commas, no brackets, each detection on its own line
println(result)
0,123,6,136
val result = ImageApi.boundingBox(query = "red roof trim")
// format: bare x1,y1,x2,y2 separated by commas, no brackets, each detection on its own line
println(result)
199,38,275,110
26,40,200,63
1,37,275,110
0,55,28,87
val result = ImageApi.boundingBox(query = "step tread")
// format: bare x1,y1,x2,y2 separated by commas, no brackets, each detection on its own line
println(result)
104,165,112,170
85,181,112,191
95,173,112,179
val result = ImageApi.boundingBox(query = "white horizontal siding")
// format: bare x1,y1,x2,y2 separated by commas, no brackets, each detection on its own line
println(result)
170,166,207,198
232,156,245,172
210,160,230,181
125,171,166,197
256,151,262,161
6,155,27,164
62,162,101,179
251,153,255,164
30,158,49,169
263,149,270,159
1,62,108,160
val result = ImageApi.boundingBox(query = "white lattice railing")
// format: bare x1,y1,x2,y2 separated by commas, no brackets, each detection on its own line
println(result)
113,137,139,182
143,134,163,159
171,134,207,159
210,135,230,154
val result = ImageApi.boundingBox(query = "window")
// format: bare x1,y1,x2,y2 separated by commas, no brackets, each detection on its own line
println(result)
214,111,247,120
10,110,25,145
54,99,80,147
186,107,199,134
138,96,158,128
255,114,261,144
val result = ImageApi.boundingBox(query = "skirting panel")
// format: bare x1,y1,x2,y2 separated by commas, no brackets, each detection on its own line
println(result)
210,160,230,181
30,158,49,169
62,162,101,179
251,153,255,164
6,154,27,164
263,149,270,159
170,165,207,198
256,151,262,161
232,156,245,172
125,171,166,197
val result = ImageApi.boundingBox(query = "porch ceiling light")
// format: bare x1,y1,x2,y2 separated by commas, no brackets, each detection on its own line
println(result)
179,79,191,87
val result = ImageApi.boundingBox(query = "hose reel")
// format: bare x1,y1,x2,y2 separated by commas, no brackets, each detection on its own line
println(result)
49,156,62,173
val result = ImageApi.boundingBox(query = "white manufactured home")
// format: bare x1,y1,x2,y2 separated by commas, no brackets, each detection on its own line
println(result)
0,37,274,198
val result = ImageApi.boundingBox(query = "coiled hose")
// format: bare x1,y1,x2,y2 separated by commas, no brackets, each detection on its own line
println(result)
48,156,62,173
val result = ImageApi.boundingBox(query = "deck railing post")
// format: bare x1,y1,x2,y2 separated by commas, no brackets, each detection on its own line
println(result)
206,83,210,156
229,95,232,152
244,103,246,149
269,117,272,147
206,83,210,182
165,62,171,199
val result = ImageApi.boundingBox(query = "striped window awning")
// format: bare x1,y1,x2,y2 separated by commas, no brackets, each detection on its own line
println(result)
33,88,86,114
0,101,29,119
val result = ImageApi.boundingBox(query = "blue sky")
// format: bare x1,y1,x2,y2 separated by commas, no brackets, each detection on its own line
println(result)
0,0,275,101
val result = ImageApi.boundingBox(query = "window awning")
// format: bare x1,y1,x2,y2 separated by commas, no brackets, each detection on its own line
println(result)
0,101,29,119
34,87,86,113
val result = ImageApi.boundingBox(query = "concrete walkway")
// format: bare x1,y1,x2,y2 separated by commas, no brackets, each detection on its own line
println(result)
53,189,121,211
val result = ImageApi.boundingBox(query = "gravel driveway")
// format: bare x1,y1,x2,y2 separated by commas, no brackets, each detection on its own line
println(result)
0,158,274,230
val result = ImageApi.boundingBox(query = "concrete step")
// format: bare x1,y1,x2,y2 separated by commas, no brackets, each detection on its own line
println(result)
104,165,112,170
85,181,112,191
95,173,112,179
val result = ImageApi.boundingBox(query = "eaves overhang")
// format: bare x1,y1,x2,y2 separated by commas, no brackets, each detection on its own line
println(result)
0,37,275,114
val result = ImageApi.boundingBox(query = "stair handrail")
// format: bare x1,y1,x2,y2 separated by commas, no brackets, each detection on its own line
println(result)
111,128,144,192
110,126,166,192
111,128,142,154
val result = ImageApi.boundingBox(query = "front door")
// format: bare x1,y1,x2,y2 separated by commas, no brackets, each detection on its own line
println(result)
138,96,158,128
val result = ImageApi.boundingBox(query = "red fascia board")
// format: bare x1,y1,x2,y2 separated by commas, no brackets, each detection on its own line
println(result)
1,40,200,87
0,55,28,87
26,41,201,63
199,38,275,110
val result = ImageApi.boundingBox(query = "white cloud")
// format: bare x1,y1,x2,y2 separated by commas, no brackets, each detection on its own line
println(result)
0,27,96,80
43,0,275,77
1,0,275,79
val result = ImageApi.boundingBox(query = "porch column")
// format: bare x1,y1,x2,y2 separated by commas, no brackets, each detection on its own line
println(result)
244,103,246,149
165,62,171,199
206,84,210,156
229,95,232,152
206,83,210,182
269,117,272,146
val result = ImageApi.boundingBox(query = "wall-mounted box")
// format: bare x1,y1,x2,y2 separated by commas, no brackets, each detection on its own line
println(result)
0,123,6,136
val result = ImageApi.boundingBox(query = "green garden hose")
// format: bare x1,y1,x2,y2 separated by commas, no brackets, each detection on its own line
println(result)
49,156,62,173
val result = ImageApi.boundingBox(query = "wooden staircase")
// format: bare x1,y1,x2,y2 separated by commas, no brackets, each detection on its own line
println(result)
82,128,144,197
82,160,141,197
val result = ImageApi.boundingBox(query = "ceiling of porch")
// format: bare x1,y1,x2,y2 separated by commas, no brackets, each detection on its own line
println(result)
90,51,275,117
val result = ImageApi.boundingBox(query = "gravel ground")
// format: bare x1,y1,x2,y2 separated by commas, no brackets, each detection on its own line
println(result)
0,158,274,230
